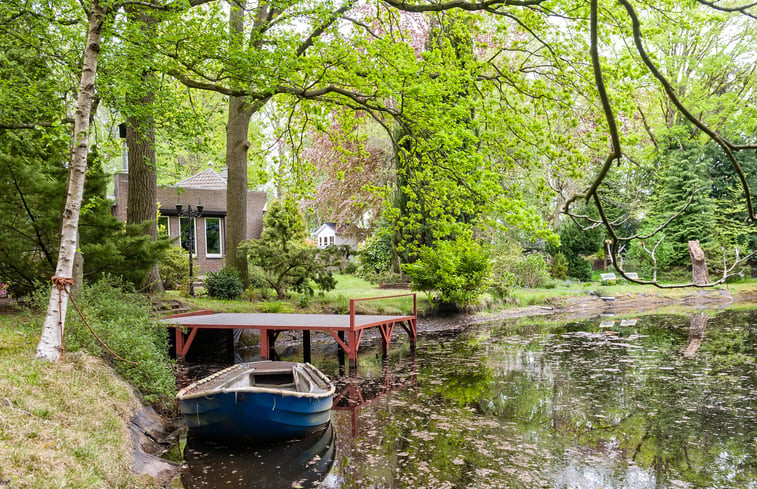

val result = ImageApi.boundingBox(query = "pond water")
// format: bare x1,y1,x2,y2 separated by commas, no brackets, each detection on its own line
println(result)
179,307,757,489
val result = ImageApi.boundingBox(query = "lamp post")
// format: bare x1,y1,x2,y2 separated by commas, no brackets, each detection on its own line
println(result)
176,203,203,296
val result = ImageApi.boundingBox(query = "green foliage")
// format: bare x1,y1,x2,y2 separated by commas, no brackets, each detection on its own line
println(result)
566,255,593,282
357,228,396,280
158,246,189,290
490,269,517,300
65,277,175,407
491,241,550,290
0,134,168,295
81,156,170,286
205,267,244,300
403,235,491,308
648,137,719,265
509,253,550,288
546,213,603,282
551,253,568,280
0,127,69,296
240,198,336,299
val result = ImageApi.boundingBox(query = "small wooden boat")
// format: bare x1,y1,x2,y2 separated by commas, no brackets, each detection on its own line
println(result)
177,361,335,441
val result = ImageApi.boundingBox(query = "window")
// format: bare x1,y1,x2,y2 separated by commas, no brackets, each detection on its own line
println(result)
205,217,223,258
179,217,197,255
157,216,169,239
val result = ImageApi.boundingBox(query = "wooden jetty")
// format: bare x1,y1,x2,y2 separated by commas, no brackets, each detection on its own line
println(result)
162,294,417,369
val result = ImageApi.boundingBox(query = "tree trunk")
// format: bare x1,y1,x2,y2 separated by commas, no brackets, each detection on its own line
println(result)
225,94,253,287
688,240,710,285
36,4,105,362
224,0,272,288
682,312,707,358
126,7,163,292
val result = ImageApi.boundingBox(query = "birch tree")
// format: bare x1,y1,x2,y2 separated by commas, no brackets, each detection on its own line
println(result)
36,0,106,361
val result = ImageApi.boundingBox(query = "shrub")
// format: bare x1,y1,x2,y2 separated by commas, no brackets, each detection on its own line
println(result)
490,270,516,299
551,253,568,280
510,253,550,288
240,199,337,299
358,231,394,277
566,254,593,281
158,246,189,290
403,235,491,307
343,261,358,275
205,267,244,300
64,276,175,408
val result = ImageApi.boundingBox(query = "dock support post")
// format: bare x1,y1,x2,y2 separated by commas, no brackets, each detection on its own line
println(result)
260,328,270,360
348,330,358,372
410,319,417,352
337,331,346,375
303,330,311,363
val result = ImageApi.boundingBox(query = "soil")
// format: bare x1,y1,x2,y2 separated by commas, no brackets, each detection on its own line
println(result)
422,287,757,333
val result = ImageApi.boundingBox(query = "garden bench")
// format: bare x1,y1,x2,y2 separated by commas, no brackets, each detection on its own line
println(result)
600,273,617,285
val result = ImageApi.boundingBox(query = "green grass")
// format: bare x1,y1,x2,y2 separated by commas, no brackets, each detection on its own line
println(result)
172,273,427,316
0,311,151,488
170,274,757,316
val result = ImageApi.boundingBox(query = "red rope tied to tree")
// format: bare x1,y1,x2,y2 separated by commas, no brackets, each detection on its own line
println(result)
51,276,138,366
52,276,74,358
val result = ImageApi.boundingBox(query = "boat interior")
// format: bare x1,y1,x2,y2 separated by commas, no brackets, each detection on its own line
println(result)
223,365,315,393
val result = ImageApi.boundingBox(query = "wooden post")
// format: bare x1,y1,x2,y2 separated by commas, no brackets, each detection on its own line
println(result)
348,330,358,371
303,330,311,363
337,330,345,371
260,328,269,360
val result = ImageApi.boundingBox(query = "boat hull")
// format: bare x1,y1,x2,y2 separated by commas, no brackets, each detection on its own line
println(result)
177,362,334,441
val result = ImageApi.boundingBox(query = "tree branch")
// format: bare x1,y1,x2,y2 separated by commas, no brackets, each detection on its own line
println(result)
381,0,545,13
617,0,755,221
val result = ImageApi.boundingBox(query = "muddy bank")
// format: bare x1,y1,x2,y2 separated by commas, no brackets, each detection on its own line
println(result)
250,287,755,353
130,406,182,486
421,287,757,333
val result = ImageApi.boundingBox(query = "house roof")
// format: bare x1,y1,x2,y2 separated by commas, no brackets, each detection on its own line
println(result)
175,169,227,190
313,223,337,236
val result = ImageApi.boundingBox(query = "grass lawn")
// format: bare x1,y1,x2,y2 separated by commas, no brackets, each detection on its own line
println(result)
175,273,425,316
173,273,757,316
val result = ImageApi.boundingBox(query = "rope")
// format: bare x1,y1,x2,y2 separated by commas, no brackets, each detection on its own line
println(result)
52,276,74,358
52,276,138,366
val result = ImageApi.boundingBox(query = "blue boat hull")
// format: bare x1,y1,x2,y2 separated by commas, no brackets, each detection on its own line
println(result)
179,390,333,441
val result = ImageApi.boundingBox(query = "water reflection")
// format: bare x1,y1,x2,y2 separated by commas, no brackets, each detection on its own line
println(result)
180,308,756,489
332,357,418,437
181,423,335,489
325,308,756,488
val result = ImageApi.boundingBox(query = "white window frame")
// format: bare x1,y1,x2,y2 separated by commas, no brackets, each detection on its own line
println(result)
157,215,170,238
205,217,223,258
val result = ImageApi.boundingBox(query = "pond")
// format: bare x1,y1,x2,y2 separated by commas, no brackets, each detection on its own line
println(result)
179,307,756,489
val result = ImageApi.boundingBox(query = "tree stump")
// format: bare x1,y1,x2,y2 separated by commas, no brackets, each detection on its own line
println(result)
688,240,710,285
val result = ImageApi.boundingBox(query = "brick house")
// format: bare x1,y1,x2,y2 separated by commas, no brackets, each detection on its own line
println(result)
112,169,267,274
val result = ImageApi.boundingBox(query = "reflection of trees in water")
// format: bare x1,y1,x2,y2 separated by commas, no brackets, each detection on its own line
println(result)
332,356,418,437
518,311,755,487
326,310,756,488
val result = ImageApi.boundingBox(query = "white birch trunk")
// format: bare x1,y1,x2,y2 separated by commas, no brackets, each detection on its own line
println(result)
35,5,105,362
